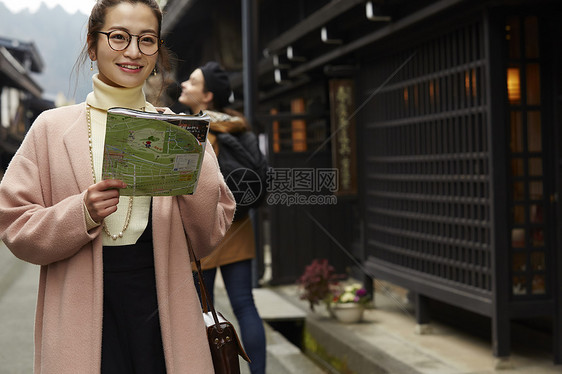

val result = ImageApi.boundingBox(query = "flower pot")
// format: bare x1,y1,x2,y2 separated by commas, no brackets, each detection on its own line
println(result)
331,303,364,323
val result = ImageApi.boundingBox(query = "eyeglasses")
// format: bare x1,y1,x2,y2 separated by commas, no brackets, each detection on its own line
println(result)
97,30,162,56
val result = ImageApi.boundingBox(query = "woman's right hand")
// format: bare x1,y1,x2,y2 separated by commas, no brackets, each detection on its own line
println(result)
84,179,127,223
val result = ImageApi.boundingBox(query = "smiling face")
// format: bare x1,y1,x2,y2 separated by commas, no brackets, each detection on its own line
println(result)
89,2,159,88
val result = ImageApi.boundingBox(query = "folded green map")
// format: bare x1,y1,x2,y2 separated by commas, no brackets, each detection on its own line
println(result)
102,107,210,196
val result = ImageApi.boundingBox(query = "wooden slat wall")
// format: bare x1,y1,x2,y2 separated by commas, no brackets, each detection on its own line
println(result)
363,19,493,295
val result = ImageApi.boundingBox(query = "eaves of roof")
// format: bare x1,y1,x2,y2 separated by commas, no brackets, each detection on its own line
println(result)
161,0,199,35
0,37,44,73
0,47,42,97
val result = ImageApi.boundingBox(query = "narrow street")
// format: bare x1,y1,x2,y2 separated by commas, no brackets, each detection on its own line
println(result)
0,241,37,374
1,238,561,373
0,241,317,374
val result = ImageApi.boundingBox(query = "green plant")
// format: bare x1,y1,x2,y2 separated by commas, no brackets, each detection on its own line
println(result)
297,259,344,311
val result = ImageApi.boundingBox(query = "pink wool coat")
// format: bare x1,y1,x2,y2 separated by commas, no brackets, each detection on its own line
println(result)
0,104,236,373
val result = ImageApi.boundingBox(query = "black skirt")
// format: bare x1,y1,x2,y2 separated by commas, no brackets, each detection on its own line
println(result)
101,213,166,374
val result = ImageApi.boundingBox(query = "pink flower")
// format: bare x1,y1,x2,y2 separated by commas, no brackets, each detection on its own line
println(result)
356,288,367,297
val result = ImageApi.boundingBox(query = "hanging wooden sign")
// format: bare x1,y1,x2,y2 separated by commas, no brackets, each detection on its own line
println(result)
329,79,357,196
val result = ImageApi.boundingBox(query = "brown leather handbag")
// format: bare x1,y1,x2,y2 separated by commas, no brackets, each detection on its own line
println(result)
187,232,251,374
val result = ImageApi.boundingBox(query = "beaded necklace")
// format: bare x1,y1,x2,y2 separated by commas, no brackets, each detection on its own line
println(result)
86,104,133,240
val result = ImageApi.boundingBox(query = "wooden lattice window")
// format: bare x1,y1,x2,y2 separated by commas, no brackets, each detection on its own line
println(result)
364,19,492,293
506,15,548,298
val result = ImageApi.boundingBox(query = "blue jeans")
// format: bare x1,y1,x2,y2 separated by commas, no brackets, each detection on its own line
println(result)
194,260,266,374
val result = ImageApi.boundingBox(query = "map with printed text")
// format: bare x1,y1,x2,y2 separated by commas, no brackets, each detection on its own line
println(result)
102,108,210,196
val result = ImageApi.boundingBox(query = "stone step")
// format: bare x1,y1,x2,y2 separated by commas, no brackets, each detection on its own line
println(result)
214,272,324,374
270,284,455,374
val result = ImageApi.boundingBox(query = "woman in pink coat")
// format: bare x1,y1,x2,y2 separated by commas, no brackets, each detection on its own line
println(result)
0,1,235,373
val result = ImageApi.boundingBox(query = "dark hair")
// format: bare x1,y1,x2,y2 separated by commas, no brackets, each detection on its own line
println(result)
72,0,172,96
199,61,231,110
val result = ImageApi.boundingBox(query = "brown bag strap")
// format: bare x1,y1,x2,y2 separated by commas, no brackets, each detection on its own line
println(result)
186,230,223,332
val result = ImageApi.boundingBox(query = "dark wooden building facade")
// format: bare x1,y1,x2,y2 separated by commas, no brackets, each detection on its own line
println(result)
0,36,50,173
162,0,562,363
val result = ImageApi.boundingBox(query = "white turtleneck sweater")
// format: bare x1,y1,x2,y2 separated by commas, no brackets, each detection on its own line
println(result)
85,74,153,246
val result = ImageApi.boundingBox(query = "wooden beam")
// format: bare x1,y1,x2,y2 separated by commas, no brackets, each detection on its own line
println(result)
289,0,468,78
264,0,364,55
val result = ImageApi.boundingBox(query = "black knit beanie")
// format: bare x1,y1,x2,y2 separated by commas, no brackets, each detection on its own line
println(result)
199,61,231,109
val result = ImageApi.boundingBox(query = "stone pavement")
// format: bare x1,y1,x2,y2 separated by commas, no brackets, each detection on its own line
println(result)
0,241,319,374
263,283,562,374
0,243,37,374
2,239,561,374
